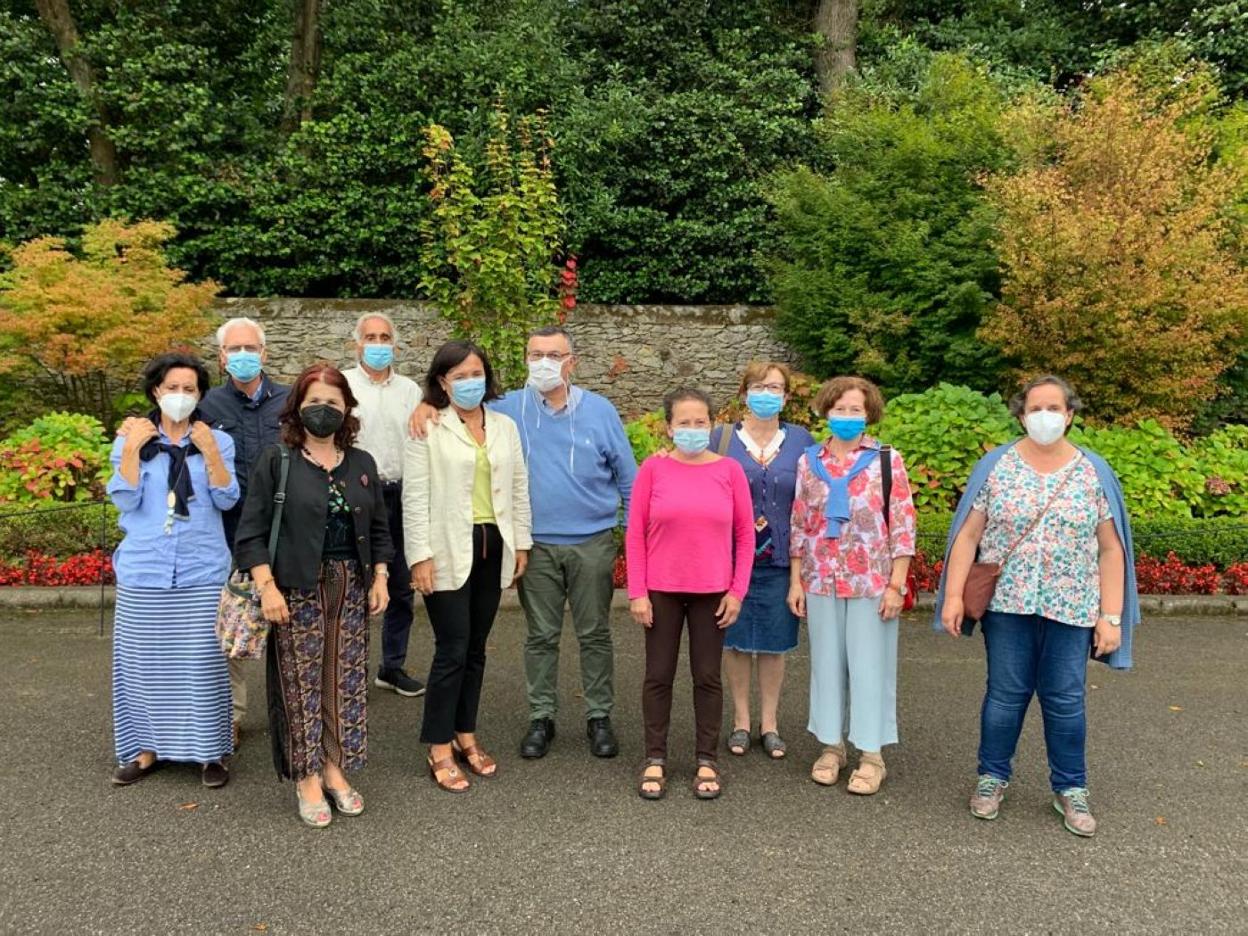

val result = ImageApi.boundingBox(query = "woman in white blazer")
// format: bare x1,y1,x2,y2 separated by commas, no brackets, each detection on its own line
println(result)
403,340,532,793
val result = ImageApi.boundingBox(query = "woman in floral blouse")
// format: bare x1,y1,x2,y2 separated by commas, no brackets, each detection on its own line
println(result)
935,375,1137,838
788,376,916,795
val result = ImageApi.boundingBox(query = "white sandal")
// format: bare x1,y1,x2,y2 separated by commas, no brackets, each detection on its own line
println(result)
297,791,332,828
323,784,364,816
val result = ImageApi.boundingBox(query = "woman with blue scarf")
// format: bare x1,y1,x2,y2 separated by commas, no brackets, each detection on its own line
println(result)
934,375,1139,837
788,377,916,795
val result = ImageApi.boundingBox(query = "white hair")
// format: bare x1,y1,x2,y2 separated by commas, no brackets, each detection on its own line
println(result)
216,316,267,348
352,311,399,343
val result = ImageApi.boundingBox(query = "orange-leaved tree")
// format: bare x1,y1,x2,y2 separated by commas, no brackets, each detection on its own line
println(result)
0,219,220,430
981,65,1248,431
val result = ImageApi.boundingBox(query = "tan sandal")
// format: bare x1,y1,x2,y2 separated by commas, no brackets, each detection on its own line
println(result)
847,752,887,795
427,754,469,793
452,740,498,778
811,744,847,786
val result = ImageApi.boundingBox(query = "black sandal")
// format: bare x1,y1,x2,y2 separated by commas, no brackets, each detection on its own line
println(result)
726,728,750,756
760,731,786,759
638,759,667,800
693,759,722,800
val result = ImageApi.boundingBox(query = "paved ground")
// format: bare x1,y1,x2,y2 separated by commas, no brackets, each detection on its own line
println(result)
1,607,1245,936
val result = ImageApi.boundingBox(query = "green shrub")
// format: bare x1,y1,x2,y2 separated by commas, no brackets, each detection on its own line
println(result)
1187,425,1248,519
1068,421,1205,521
0,500,120,559
625,411,668,464
873,384,1016,513
0,412,112,504
914,510,1248,570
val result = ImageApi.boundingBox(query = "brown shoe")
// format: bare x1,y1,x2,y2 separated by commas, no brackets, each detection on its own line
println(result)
846,752,887,795
1054,788,1097,837
970,775,1008,820
811,744,847,786
201,761,229,788
111,757,160,786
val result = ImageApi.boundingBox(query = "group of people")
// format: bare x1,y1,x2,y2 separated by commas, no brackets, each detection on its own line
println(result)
105,314,1139,837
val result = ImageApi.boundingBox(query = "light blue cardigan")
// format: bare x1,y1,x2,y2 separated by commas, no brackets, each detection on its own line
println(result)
931,442,1140,670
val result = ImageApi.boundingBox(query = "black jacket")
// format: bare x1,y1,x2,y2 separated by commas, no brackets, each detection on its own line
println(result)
199,374,290,549
234,444,394,590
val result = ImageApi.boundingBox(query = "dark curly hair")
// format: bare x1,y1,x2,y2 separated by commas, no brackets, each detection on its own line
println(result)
280,363,361,449
142,352,212,406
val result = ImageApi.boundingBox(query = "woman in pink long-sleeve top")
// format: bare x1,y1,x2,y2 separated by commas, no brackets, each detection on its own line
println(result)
626,387,755,801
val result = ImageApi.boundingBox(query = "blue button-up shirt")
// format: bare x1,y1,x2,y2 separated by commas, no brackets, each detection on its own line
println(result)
107,429,239,588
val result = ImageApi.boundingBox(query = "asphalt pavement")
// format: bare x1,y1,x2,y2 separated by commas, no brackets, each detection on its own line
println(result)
1,606,1245,936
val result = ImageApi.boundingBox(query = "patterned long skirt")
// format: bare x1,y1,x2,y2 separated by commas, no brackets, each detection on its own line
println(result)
266,559,369,781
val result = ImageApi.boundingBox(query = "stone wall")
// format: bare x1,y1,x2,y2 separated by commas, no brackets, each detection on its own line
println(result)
217,298,797,418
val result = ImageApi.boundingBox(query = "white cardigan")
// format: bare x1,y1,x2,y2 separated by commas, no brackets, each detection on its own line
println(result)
402,407,533,591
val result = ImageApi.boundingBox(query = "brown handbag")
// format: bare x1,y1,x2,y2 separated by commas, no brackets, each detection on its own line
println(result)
961,455,1082,622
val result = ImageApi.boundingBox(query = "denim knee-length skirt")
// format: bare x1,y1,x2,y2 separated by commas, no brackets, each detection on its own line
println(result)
723,565,799,654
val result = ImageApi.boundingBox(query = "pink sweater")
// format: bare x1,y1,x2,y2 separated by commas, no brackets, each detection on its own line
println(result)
626,455,756,601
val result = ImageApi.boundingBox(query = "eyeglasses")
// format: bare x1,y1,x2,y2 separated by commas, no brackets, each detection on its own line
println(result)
527,351,571,363
747,383,786,394
223,344,262,355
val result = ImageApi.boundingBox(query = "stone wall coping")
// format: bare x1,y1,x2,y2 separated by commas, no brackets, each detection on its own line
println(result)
5,586,1246,616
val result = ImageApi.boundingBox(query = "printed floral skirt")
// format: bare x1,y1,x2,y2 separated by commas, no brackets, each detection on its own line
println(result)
266,559,368,781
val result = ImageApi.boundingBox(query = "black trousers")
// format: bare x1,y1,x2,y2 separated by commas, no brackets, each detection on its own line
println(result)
380,482,416,672
420,524,504,744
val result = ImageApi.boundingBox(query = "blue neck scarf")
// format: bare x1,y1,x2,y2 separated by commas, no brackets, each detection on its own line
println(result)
804,444,877,539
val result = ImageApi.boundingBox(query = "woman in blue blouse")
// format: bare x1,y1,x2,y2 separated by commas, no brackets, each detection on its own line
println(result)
710,362,815,759
107,353,239,789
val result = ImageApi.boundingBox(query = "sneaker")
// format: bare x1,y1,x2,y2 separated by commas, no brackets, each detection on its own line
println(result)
375,668,426,697
1054,787,1097,837
969,775,1008,820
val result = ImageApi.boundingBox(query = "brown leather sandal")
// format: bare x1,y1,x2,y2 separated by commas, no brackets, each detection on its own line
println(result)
427,754,469,793
638,759,666,800
693,759,722,800
452,741,498,778
811,744,847,786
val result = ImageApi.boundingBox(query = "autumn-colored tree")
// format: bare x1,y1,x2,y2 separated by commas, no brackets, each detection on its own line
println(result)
981,65,1248,431
0,219,220,429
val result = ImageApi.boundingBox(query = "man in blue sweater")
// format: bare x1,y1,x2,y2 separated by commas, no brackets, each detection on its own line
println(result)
412,326,636,758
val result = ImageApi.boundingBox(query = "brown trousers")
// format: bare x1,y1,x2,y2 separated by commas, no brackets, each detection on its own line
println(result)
643,591,726,762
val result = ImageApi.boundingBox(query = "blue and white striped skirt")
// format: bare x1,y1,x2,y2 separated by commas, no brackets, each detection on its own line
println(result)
112,584,232,764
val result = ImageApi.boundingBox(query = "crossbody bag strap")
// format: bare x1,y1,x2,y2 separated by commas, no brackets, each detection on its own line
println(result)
997,454,1083,567
716,423,735,456
266,446,291,566
880,445,892,531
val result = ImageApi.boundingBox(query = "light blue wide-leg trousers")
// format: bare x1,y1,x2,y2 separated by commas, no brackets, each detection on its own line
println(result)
806,593,899,752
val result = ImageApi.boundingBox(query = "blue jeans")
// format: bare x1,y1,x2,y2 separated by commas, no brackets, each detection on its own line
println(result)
978,611,1093,792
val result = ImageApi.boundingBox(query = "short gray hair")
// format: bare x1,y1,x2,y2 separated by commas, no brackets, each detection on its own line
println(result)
529,325,575,353
353,312,398,343
216,317,266,348
1009,375,1083,417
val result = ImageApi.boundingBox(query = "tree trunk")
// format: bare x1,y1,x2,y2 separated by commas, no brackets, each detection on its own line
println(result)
814,0,858,96
280,0,323,136
34,0,119,186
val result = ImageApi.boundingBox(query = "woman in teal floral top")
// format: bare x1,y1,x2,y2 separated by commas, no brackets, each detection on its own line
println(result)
939,376,1129,838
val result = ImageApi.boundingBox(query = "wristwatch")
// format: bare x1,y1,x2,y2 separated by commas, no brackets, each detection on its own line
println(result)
1099,613,1121,627
888,582,909,596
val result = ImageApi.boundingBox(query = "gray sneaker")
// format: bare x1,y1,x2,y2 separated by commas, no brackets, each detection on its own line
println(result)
1054,787,1097,837
969,775,1008,820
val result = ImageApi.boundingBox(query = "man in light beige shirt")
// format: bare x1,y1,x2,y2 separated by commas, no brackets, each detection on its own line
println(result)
343,312,425,697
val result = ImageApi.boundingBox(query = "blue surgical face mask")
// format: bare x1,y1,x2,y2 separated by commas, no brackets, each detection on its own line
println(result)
450,376,487,410
827,416,867,441
746,390,783,419
672,428,711,455
361,343,394,371
225,350,262,383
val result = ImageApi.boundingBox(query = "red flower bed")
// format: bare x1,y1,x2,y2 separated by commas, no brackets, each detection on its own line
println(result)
0,550,114,587
606,550,1247,597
